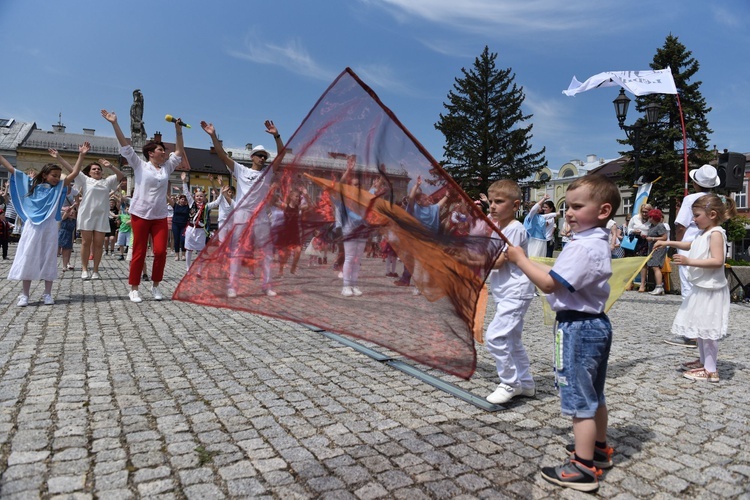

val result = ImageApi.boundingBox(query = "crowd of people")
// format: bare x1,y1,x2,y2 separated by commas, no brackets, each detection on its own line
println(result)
0,110,737,493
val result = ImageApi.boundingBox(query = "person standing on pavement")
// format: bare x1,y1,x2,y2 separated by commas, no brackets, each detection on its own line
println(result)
2,145,86,306
645,209,668,295
200,119,286,298
654,194,735,382
101,109,185,303
506,174,620,492
170,193,189,261
53,154,126,281
483,180,536,405
663,164,719,347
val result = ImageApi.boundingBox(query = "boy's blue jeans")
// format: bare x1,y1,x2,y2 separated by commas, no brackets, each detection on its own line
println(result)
555,312,612,419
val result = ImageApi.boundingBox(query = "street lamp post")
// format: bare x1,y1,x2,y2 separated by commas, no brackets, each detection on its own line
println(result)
613,89,661,184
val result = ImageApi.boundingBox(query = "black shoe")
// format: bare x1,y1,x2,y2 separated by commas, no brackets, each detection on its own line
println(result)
118,255,125,261
663,336,697,348
142,273,150,281
540,459,600,492
564,444,614,469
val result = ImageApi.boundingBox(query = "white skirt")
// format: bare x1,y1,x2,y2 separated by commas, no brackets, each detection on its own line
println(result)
184,225,207,251
8,217,59,281
671,285,729,340
527,237,547,258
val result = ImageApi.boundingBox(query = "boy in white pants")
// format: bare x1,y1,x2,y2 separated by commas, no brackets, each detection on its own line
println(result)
484,180,536,404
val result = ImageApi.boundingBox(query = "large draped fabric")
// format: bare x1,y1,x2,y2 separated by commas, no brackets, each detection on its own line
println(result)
173,68,505,379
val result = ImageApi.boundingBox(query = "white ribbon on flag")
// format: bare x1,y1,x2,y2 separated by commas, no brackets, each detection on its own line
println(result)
563,67,677,96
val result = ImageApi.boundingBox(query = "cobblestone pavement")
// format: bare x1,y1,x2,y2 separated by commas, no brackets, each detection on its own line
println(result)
1,243,749,499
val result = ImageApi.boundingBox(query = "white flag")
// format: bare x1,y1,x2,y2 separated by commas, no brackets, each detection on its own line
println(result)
632,183,653,217
563,68,677,96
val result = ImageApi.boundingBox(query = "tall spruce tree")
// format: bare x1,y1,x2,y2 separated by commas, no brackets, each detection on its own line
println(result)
618,35,713,217
435,46,546,198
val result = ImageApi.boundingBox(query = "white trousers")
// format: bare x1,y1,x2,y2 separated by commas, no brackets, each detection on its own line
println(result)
485,297,534,389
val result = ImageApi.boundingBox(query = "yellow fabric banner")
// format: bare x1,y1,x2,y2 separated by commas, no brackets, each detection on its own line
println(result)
531,255,651,325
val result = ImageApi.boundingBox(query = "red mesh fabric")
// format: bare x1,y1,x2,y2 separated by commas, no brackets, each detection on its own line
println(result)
173,68,505,379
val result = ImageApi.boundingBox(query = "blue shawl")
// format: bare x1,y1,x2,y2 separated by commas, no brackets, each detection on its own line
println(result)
10,170,66,225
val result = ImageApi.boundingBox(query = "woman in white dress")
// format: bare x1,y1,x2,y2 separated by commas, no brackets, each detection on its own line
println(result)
70,158,125,280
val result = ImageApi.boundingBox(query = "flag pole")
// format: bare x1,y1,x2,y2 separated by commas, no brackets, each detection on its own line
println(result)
675,93,689,196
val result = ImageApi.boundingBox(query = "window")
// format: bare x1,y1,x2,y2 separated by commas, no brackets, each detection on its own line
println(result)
734,180,748,209
622,197,632,216
561,168,575,178
0,118,13,127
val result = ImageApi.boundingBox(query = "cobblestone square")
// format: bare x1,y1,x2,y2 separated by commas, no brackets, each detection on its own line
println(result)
1,244,749,498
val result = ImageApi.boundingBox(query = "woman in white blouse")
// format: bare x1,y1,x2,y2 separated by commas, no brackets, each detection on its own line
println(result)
74,159,125,280
101,109,185,303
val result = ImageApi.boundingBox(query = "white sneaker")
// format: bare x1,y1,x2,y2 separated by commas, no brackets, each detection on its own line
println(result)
90,272,101,280
81,270,90,280
486,383,519,404
42,294,55,305
227,288,238,298
519,385,536,398
338,271,344,279
351,287,363,296
648,287,664,296
264,289,277,297
129,290,143,303
17,295,28,307
151,286,164,301
341,286,353,297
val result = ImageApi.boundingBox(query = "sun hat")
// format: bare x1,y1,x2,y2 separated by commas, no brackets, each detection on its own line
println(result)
688,164,720,188
250,145,269,158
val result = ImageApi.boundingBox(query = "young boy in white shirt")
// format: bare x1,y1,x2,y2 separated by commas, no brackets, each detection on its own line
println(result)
506,174,620,493
484,180,536,404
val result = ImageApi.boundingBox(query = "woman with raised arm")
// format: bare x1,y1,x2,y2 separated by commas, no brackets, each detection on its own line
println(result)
101,109,185,303
2,144,86,306
50,152,125,280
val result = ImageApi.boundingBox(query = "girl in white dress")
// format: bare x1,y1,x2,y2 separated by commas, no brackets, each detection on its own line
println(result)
65,157,125,280
2,144,86,306
654,194,737,383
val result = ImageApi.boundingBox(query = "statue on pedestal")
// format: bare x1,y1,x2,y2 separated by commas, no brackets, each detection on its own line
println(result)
130,89,147,151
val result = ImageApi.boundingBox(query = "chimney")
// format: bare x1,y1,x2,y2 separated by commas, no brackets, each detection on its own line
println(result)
153,131,162,142
586,154,596,163
52,124,66,133
83,128,95,136
246,143,253,150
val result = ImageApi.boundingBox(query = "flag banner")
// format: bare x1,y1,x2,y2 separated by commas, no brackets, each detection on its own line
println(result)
173,68,505,379
532,255,651,325
563,67,678,96
632,182,653,217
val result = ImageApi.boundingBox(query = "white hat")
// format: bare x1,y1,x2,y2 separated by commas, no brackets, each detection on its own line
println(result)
250,145,269,158
688,164,720,188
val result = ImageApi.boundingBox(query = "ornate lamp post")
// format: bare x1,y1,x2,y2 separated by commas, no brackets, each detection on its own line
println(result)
613,89,661,184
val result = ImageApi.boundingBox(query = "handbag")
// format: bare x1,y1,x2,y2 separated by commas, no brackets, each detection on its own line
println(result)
620,233,638,251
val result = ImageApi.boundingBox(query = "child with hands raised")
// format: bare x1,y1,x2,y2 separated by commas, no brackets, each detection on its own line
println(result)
2,143,88,306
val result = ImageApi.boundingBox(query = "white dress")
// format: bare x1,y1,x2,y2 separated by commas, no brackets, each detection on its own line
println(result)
671,227,729,340
8,216,60,281
75,174,119,232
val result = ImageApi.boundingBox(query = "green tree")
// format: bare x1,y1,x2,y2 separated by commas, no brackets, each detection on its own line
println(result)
617,35,713,219
435,46,546,198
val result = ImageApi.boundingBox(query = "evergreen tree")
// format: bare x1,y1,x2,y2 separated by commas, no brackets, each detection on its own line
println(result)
617,35,713,215
435,46,546,198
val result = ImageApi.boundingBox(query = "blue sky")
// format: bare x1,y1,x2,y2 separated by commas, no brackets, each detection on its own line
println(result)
1,0,748,173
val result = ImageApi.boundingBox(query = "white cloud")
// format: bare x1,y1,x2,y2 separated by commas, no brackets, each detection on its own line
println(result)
353,63,416,96
361,0,638,36
227,34,335,81
711,6,741,27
